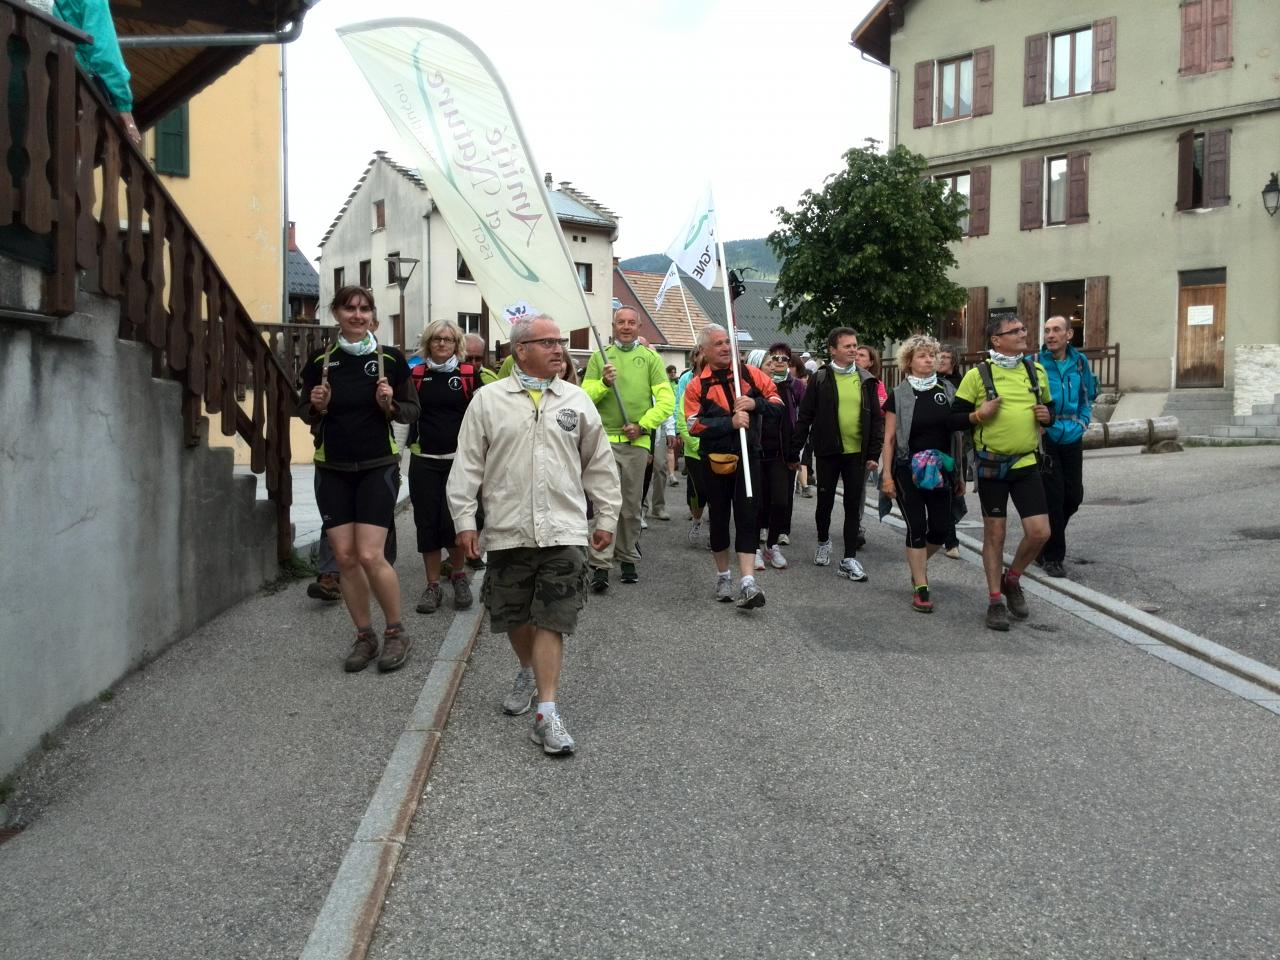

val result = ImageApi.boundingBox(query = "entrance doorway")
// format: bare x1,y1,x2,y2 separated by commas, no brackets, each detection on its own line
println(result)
1044,279,1085,341
1176,269,1226,388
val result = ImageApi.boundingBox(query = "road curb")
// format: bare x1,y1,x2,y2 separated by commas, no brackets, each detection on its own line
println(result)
299,571,487,960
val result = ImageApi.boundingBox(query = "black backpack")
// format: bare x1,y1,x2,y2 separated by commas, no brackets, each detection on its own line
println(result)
976,357,1040,402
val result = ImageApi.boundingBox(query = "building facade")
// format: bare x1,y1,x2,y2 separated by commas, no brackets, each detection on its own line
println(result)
853,0,1280,397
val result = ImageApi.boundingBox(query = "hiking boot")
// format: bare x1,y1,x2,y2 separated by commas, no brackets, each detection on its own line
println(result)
668,474,680,486
736,582,766,610
651,507,670,521
777,533,790,546
814,541,832,566
837,557,868,582
377,624,412,672
451,575,473,609
590,567,609,594
1002,572,1030,619
620,562,638,584
766,545,788,569
688,520,703,547
440,560,453,578
714,575,735,602
530,710,575,755
985,602,1011,632
944,546,961,560
912,587,933,613
801,485,815,498
1042,559,1068,578
501,666,537,716
307,572,341,602
415,582,443,614
753,548,766,571
343,629,379,673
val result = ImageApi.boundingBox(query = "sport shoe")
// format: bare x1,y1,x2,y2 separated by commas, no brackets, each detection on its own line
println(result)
837,557,868,582
620,562,638,584
530,710,575,755
343,629,378,673
714,575,734,602
651,507,670,521
1042,559,1067,578
777,533,790,546
501,666,537,716
944,546,961,560
415,582,443,614
736,582,766,610
640,515,649,530
451,575,473,609
1002,572,1030,619
377,624,412,672
801,485,815,498
466,555,487,570
307,572,341,602
753,548,766,571
814,541,832,566
912,587,933,613
668,474,680,486
688,520,703,547
766,545,788,569
985,602,1011,631
590,567,609,593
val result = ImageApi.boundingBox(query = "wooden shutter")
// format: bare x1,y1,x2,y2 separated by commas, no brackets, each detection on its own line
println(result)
1204,128,1230,207
1175,129,1195,211
1180,0,1205,75
1208,0,1232,69
1084,276,1110,349
1066,151,1090,225
966,286,988,353
154,103,189,177
968,165,991,237
973,47,994,116
1024,34,1047,106
1017,282,1041,352
1020,157,1043,230
1092,18,1116,92
913,60,935,128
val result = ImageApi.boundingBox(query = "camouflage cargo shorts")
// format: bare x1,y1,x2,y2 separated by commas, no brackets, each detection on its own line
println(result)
481,546,590,636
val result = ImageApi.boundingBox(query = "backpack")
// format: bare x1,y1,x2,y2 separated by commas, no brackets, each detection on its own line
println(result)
411,361,480,401
976,357,1041,402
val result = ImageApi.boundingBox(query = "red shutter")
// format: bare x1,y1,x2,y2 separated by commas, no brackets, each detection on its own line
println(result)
1092,18,1116,92
914,60,935,128
1066,151,1090,225
1017,282,1041,352
1024,34,1047,106
968,165,991,237
1180,0,1205,75
1208,0,1232,69
973,47,994,116
1175,129,1195,211
1020,157,1043,230
1084,276,1110,349
966,287,988,354
1204,128,1231,206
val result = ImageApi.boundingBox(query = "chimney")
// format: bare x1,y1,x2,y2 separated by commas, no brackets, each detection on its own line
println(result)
287,220,298,251
544,171,553,189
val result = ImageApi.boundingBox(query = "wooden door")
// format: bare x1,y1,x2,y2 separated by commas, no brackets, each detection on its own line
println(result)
1176,283,1225,387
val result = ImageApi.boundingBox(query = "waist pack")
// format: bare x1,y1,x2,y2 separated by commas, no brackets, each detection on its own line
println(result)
910,449,955,490
973,449,1029,482
707,452,740,476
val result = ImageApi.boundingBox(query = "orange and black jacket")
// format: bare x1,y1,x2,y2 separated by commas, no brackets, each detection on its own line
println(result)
682,363,783,457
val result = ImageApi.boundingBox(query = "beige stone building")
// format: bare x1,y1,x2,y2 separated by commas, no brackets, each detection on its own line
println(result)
852,0,1280,400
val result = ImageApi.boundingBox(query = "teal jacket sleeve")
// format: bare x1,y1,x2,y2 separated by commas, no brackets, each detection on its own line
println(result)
56,0,134,112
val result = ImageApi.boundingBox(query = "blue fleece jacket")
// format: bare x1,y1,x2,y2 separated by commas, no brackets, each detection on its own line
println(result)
1039,345,1097,445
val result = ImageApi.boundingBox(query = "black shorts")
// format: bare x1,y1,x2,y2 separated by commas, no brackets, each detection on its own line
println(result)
481,546,589,636
408,456,458,553
315,464,400,530
975,464,1047,519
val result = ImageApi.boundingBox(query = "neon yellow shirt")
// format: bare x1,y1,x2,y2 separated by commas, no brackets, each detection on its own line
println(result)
956,361,1051,470
835,370,863,454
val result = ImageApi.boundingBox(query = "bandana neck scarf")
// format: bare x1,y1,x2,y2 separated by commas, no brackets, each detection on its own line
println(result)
425,355,459,373
988,349,1023,369
907,373,938,390
513,363,555,391
829,361,857,375
615,340,638,352
337,331,377,357
771,371,788,383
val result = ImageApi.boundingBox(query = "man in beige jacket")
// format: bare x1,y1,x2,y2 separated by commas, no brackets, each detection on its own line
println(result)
448,315,621,755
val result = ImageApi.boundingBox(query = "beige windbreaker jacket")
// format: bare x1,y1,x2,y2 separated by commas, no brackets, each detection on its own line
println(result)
446,375,621,551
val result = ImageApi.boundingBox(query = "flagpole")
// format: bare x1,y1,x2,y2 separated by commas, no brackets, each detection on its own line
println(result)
676,281,697,347
713,232,754,499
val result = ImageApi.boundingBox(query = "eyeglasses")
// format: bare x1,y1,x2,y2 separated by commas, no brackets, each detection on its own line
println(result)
767,354,790,363
996,326,1026,337
428,335,457,344
523,337,569,349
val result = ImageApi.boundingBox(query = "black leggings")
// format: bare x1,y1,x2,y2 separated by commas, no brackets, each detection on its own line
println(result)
756,457,794,546
701,456,760,555
815,452,866,558
891,460,954,549
686,455,708,513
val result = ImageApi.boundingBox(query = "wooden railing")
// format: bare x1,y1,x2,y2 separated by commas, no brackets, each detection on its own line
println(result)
880,343,1120,393
257,321,336,391
0,1,294,559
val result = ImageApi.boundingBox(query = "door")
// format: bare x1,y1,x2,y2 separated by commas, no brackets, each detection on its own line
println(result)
1176,278,1226,387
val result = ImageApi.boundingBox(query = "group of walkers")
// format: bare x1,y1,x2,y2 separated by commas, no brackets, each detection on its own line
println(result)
298,289,1095,757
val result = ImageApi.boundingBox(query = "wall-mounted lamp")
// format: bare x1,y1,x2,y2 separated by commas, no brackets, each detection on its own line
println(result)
1263,173,1280,217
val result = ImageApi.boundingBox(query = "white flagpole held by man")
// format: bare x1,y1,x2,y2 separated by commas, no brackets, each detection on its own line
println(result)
664,184,752,498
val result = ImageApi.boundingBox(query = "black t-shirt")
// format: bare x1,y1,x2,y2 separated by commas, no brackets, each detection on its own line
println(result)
884,385,954,455
301,345,411,466
409,363,478,456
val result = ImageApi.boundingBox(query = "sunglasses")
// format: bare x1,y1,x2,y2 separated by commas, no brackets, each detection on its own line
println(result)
767,354,790,363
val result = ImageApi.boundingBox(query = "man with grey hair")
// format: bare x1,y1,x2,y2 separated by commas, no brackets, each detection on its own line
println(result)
462,332,499,385
448,314,621,755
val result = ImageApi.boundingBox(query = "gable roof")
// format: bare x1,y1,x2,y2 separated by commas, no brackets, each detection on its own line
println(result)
618,269,712,350
849,0,909,65
286,247,319,297
610,270,669,346
318,152,427,249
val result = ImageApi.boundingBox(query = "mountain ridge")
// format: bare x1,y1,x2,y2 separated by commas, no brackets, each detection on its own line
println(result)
619,238,780,281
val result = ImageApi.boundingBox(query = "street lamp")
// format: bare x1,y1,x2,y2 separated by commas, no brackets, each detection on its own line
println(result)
386,255,420,348
1262,173,1280,218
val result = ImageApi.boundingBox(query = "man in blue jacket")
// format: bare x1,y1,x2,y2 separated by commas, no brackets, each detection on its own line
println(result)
1038,316,1097,578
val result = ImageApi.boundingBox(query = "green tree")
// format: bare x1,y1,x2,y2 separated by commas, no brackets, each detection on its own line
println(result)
768,141,967,350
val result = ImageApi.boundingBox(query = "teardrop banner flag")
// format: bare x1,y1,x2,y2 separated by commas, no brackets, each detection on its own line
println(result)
338,19,592,335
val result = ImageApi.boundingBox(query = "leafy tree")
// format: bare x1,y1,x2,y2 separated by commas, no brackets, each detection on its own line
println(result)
768,141,967,350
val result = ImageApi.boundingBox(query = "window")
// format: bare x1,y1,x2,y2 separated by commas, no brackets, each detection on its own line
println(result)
456,252,475,283
358,260,371,289
154,103,189,177
1046,156,1069,224
937,56,974,121
387,252,400,285
1021,152,1089,230
1176,128,1230,210
575,262,593,292
1044,279,1086,340
1180,0,1232,75
937,171,972,234
457,312,481,335
570,328,590,350
373,199,385,230
333,267,345,290
1051,26,1092,99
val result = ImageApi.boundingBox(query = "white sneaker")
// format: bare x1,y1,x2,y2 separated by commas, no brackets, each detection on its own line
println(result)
814,541,832,566
714,575,735,602
753,548,766,571
766,545,788,569
501,666,537,716
640,515,649,530
777,533,790,546
530,710,575,755
688,520,703,547
837,557,868,582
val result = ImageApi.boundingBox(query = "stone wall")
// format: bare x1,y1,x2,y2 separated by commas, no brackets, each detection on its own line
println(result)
1233,344,1280,416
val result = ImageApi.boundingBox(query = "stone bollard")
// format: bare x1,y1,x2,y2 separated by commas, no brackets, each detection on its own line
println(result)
1081,416,1181,453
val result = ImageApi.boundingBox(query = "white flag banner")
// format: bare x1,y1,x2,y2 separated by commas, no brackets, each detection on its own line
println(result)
339,19,590,334
654,260,680,311
664,184,717,291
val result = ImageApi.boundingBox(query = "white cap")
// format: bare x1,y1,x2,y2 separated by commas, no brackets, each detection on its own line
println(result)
804,359,818,374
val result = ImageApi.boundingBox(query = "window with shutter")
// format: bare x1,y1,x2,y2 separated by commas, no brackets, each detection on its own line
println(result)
1175,128,1229,210
937,55,975,122
1020,156,1043,230
154,103,189,177
1066,152,1090,224
1208,0,1232,70
1051,26,1093,99
1204,128,1230,206
914,60,935,127
1084,276,1110,349
1181,0,1231,74
969,166,991,237
358,260,371,289
1024,34,1047,106
1092,18,1116,92
1180,0,1205,75
1046,155,1069,225
1175,129,1197,211
936,171,972,234
973,47,994,116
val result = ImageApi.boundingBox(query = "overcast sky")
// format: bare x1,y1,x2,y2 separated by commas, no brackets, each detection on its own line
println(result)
285,0,888,264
